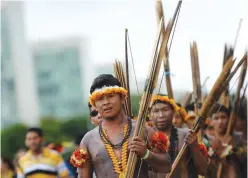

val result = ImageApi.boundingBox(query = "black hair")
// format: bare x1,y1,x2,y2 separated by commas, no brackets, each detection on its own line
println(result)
26,127,43,137
151,94,174,110
211,103,230,117
75,131,88,146
90,74,121,94
185,102,202,112
88,102,92,112
88,102,92,109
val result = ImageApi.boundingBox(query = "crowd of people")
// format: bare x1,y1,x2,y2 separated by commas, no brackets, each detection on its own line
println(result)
1,74,247,178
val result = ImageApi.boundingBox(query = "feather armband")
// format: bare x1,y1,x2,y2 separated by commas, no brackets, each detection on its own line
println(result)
151,132,170,152
198,142,208,157
70,149,89,168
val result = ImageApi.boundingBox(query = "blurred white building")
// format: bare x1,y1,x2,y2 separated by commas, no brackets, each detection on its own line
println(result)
30,37,93,118
1,1,40,127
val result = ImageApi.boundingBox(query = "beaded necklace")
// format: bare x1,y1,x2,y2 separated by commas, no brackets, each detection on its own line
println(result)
169,126,179,162
99,118,132,177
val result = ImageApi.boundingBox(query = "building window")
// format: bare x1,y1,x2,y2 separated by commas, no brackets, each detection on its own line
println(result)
38,84,59,96
64,100,83,111
70,68,80,76
38,71,51,80
56,51,65,61
2,79,15,91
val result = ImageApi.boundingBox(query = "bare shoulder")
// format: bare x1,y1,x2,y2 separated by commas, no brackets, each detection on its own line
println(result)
80,126,99,149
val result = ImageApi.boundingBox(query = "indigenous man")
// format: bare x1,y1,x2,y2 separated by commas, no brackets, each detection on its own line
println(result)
17,128,69,178
172,104,184,128
185,103,203,129
149,94,208,178
71,74,171,178
88,102,103,126
172,103,188,128
207,104,246,178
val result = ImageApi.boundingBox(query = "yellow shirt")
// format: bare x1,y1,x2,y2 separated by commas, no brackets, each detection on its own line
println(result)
17,148,69,178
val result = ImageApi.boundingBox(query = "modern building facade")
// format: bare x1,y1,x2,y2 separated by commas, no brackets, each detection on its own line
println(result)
1,1,40,128
31,37,92,118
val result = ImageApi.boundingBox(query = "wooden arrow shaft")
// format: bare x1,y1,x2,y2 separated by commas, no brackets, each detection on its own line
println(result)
166,57,236,178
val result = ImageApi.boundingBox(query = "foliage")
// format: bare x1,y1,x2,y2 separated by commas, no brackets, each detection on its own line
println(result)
1,124,28,159
40,117,69,144
60,116,89,139
1,95,141,159
130,94,141,116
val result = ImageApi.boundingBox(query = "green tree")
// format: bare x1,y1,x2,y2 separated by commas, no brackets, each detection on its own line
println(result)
130,94,141,116
40,117,69,144
1,124,28,159
60,116,89,140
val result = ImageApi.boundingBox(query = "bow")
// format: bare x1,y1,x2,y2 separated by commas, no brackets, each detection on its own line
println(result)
166,54,247,178
156,0,182,98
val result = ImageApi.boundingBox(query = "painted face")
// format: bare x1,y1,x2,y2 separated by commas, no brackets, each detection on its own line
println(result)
150,102,174,131
89,106,102,126
172,112,184,128
94,93,124,120
25,132,43,152
212,111,229,135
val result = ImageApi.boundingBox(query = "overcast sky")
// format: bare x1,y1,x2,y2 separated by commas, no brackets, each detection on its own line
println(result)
23,0,247,93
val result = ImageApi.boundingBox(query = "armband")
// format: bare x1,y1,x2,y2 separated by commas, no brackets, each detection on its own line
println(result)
70,149,89,168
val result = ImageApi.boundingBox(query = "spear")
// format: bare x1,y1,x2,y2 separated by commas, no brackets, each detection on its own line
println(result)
240,82,247,106
226,52,247,136
125,1,183,176
113,60,131,117
201,76,210,103
125,17,173,178
190,42,204,169
180,92,192,108
216,53,247,178
214,54,247,109
207,53,247,118
155,0,182,98
124,0,183,176
125,28,132,117
219,44,234,107
166,56,238,178
190,41,202,116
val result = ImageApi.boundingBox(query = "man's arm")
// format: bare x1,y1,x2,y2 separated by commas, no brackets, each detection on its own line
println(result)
145,149,171,172
129,136,171,173
76,134,93,178
77,162,92,178
186,130,208,176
